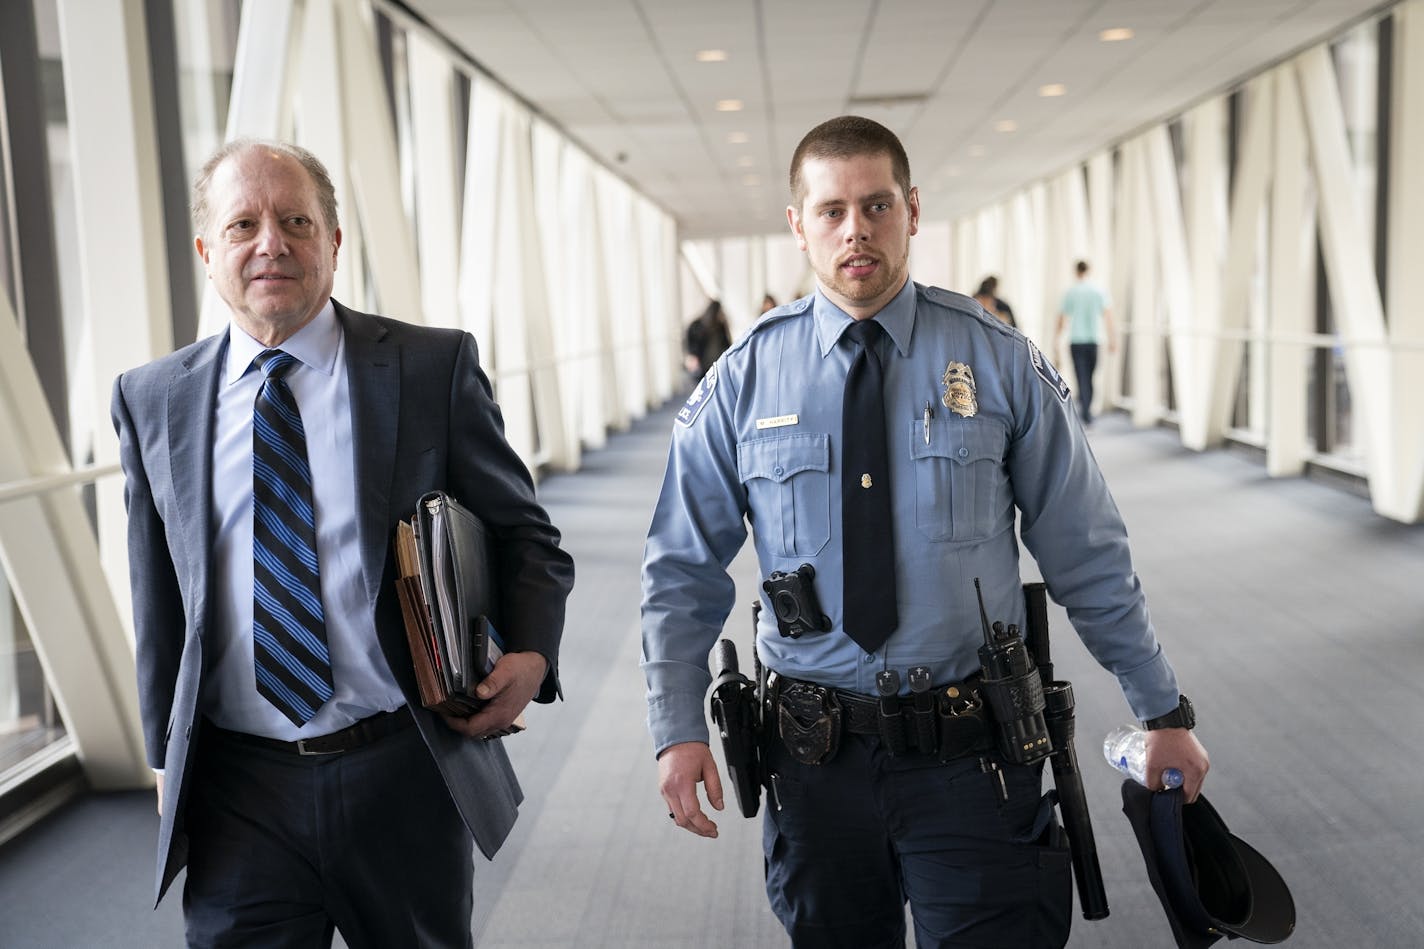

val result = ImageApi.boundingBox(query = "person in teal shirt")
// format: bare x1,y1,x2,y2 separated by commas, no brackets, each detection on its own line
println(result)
1054,260,1115,425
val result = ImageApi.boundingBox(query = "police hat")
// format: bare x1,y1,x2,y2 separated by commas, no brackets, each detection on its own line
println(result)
1121,782,1295,947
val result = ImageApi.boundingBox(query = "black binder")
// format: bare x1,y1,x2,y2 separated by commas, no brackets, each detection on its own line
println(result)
394,491,505,715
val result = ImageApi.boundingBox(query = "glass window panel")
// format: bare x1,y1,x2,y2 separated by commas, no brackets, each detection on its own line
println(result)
0,571,67,780
1331,25,1379,276
1327,347,1360,465
171,0,242,321
29,1,90,471
1230,347,1250,431
1118,329,1133,400
0,141,14,315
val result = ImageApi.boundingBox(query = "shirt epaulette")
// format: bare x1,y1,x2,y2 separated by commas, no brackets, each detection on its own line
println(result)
919,284,1020,341
724,295,815,357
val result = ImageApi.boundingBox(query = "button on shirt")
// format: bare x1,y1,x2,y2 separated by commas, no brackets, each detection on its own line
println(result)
640,279,1178,755
208,302,404,740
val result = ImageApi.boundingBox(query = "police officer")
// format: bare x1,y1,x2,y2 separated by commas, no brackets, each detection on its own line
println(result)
640,116,1209,948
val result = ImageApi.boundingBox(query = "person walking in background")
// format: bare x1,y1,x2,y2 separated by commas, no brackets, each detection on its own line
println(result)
1054,259,1115,425
760,293,778,314
973,277,1015,327
975,274,1015,326
682,298,733,382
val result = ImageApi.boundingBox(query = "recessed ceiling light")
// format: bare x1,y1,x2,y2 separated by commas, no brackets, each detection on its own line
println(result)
743,174,761,186
728,131,749,144
1100,27,1134,42
1039,83,1067,97
696,49,728,62
944,165,962,178
994,120,1018,133
737,156,755,167
716,99,744,112
968,145,987,158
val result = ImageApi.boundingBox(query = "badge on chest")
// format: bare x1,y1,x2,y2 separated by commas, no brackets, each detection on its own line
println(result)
942,361,978,418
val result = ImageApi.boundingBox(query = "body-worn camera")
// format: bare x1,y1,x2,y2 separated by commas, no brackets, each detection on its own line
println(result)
762,564,832,639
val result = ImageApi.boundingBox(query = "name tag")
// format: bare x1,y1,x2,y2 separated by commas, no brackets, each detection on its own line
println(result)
755,414,799,430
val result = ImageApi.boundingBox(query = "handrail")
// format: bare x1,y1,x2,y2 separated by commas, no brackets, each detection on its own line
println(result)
0,464,122,504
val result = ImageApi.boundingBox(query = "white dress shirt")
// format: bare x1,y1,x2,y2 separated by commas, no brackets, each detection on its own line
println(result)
205,301,405,739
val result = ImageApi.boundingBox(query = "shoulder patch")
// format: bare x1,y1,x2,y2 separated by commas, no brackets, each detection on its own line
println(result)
676,363,719,426
1027,340,1071,402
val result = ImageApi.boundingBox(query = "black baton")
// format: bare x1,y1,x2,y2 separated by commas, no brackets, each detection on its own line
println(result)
1024,582,1110,921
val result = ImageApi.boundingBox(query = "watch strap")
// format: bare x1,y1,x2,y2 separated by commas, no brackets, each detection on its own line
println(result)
1143,695,1194,731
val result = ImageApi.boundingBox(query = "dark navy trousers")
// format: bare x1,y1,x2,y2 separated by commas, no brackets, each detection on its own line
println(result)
182,720,474,948
762,733,1072,948
1069,343,1100,424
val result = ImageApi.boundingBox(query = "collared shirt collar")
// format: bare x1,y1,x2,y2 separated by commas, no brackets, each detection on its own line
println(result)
813,277,917,358
224,299,339,385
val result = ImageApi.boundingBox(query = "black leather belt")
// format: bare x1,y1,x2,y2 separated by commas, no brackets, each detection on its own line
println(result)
212,706,415,756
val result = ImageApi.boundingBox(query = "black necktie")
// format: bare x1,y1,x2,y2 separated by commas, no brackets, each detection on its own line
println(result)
841,319,898,652
252,349,334,725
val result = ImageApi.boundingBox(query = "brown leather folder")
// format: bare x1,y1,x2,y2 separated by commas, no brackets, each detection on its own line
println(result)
393,492,494,717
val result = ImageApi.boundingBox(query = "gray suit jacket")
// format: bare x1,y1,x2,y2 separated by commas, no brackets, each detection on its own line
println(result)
111,301,575,903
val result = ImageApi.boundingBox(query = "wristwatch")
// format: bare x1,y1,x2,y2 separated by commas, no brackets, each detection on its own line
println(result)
1143,695,1195,731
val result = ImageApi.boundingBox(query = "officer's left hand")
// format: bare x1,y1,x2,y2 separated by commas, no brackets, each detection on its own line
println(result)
658,741,724,838
1145,728,1210,803
440,651,548,739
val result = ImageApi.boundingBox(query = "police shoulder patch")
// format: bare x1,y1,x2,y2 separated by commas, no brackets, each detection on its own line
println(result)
1027,340,1071,402
676,363,719,426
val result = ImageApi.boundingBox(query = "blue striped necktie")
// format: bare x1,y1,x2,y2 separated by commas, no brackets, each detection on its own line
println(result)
251,349,333,725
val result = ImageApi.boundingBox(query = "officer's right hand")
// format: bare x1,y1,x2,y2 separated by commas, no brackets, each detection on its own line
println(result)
658,741,724,838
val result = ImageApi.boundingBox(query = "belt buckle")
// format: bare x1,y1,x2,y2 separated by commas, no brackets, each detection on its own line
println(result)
295,738,341,756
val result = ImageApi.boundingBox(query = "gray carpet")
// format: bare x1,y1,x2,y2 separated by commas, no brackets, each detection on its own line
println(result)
1,406,1420,948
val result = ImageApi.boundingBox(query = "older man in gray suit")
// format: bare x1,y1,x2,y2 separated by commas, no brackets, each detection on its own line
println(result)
111,139,574,948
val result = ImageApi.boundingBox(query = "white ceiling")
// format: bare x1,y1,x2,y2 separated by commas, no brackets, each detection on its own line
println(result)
403,0,1393,239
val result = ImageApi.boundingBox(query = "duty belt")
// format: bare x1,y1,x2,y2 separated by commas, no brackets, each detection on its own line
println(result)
775,675,994,760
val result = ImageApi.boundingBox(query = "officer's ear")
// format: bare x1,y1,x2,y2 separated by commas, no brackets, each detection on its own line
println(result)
907,186,920,237
787,204,807,251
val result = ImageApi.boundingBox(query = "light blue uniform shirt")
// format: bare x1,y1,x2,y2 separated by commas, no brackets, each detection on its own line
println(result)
640,280,1179,756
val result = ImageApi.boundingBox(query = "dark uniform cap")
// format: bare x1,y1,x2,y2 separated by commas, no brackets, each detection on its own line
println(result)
1121,782,1295,948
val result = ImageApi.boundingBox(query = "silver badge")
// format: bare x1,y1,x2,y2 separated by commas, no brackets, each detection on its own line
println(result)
941,362,978,418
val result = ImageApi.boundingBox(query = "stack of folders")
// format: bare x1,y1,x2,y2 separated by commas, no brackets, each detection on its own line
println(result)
394,490,507,717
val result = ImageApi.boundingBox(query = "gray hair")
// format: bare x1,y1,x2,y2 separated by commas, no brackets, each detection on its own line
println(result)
191,139,340,239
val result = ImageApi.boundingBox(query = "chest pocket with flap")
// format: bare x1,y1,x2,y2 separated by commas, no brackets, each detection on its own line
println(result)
738,433,831,558
909,417,1008,542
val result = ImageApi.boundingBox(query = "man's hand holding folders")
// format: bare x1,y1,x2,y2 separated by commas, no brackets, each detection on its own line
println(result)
394,490,529,739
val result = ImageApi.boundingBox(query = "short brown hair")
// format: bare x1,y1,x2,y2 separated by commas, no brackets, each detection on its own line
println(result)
191,139,340,239
789,116,912,208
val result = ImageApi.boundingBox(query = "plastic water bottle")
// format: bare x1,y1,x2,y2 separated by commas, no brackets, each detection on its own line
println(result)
1103,725,1184,789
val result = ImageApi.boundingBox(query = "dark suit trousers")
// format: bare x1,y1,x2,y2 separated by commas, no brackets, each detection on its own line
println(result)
183,718,474,949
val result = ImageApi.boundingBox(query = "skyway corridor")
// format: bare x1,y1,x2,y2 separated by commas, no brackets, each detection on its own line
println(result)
1,402,1421,948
